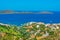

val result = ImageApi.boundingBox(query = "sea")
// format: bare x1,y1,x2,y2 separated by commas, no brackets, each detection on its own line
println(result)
0,11,60,26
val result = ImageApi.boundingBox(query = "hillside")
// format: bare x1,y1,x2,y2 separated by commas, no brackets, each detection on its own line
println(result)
0,22,60,40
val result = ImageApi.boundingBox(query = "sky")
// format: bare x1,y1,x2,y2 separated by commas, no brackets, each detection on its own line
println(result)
0,0,60,11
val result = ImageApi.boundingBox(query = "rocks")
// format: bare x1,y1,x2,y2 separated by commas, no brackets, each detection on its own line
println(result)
0,23,10,27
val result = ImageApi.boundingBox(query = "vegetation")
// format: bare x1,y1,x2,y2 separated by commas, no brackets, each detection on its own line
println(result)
0,22,60,40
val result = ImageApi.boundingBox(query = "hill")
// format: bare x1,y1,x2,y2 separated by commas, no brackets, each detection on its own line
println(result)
0,22,60,40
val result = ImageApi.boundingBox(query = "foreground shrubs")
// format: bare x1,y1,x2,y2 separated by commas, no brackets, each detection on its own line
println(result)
0,22,60,40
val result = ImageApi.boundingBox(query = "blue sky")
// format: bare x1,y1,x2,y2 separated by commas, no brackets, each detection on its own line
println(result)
0,0,60,11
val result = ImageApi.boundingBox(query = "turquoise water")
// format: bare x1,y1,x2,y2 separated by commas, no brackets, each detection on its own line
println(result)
0,12,60,25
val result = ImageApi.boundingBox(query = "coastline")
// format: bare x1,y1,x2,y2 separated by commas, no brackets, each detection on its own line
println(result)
0,22,60,40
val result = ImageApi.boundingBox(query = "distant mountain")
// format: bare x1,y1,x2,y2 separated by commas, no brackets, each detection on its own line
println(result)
0,10,60,14
0,10,13,13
